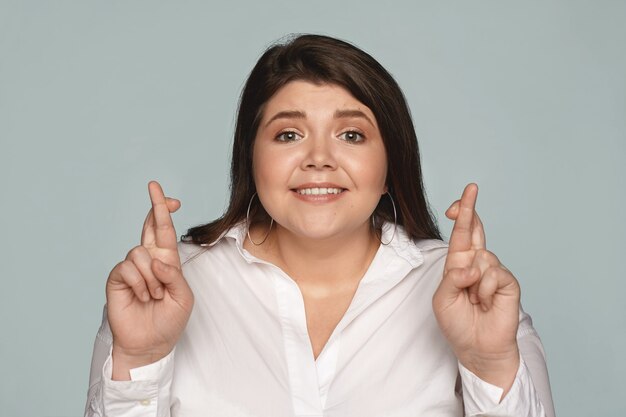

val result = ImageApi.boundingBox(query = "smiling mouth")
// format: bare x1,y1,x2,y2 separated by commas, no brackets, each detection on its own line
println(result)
294,187,346,195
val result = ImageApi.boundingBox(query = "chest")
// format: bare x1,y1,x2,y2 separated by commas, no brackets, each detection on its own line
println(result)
176,258,459,416
299,283,359,359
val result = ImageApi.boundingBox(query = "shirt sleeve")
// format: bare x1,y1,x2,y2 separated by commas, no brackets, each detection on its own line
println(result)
84,305,175,417
101,348,175,417
459,356,545,416
458,306,555,417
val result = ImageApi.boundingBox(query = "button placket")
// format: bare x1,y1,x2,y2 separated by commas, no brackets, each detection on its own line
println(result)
274,274,324,416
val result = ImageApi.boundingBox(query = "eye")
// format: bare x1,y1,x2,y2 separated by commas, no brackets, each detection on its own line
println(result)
339,130,365,143
275,131,303,142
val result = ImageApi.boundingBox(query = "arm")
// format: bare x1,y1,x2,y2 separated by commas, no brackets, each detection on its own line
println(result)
432,184,555,416
516,307,555,417
86,182,193,416
84,306,111,417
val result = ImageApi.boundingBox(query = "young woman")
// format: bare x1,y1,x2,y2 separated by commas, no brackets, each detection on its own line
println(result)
86,34,554,416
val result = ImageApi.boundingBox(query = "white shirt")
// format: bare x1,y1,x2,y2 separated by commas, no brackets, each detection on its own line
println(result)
85,222,555,417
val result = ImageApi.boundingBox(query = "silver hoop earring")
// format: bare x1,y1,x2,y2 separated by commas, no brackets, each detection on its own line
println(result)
372,192,397,246
246,192,273,246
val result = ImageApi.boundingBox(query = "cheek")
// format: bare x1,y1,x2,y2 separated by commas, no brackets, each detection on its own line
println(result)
253,146,299,189
345,151,387,191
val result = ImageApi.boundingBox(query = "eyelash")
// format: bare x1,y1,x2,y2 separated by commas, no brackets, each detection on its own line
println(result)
274,130,365,143
275,131,302,142
339,130,365,143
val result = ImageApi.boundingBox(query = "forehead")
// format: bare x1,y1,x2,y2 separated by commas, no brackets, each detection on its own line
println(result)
261,80,376,120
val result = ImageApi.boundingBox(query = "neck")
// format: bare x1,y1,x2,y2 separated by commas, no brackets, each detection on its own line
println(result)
247,222,381,287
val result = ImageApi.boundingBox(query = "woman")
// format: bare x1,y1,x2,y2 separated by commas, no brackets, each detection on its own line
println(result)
86,34,554,416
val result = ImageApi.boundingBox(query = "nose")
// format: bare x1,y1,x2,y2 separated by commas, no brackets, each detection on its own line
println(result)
301,135,337,170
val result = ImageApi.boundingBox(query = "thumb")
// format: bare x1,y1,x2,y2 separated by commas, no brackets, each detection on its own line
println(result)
152,258,183,287
151,258,193,308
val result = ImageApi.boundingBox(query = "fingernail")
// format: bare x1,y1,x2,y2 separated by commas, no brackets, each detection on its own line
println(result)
141,291,150,302
481,304,488,312
155,286,163,299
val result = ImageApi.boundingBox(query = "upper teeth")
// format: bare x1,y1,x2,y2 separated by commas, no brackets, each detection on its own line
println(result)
297,187,343,195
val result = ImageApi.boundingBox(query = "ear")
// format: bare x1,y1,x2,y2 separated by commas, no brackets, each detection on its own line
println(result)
382,184,388,195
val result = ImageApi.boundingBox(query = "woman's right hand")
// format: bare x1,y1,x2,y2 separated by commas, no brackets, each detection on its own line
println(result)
105,181,194,380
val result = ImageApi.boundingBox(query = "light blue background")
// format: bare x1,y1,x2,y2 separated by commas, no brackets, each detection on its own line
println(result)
1,1,624,416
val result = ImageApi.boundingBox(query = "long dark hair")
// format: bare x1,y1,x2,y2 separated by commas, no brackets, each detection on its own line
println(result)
183,34,441,244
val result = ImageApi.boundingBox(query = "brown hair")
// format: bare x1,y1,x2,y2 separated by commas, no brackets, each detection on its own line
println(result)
182,34,441,244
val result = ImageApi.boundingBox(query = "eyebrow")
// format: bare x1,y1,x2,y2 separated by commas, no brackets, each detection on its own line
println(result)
333,109,374,126
264,109,374,128
264,110,306,127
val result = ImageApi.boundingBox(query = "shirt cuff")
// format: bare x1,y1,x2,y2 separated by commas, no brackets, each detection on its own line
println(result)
101,348,175,417
459,356,546,417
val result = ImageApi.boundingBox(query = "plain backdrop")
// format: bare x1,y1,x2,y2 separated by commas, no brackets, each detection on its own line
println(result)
1,1,624,416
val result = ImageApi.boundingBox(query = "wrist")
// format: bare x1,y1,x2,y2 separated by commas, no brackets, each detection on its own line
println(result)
111,345,171,381
458,346,520,397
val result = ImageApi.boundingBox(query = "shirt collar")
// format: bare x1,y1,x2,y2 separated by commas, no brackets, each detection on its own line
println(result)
207,220,433,269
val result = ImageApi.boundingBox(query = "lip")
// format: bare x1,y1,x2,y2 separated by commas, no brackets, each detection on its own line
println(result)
291,182,346,191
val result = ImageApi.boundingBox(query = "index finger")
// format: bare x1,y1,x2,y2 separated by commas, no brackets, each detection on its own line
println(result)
148,181,178,250
448,183,479,253
140,198,181,245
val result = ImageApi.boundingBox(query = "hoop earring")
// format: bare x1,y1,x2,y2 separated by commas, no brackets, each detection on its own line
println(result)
246,192,274,246
372,192,397,245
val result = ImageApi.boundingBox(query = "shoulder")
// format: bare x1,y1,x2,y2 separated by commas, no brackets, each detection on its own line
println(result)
177,224,243,266
385,224,448,268
177,239,239,267
177,241,210,266
390,237,448,293
412,238,448,270
413,238,448,253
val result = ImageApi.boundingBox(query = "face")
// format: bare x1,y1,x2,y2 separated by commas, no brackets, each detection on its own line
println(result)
252,80,388,241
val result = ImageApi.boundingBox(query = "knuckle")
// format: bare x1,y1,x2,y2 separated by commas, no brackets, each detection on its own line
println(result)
126,245,144,260
477,249,498,264
107,261,124,282
111,260,125,273
446,267,462,279
119,261,141,285
117,260,131,275
507,271,520,288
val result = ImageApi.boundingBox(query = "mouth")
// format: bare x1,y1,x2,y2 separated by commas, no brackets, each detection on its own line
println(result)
294,187,346,196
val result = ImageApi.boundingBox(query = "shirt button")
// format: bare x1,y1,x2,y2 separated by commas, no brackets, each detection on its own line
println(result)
139,399,151,406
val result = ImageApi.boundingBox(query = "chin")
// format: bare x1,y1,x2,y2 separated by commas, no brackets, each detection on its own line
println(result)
281,219,370,241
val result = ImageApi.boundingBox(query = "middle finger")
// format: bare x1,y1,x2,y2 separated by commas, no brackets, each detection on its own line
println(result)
126,246,164,299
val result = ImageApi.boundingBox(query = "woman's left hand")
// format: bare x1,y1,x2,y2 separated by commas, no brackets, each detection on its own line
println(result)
432,183,521,394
